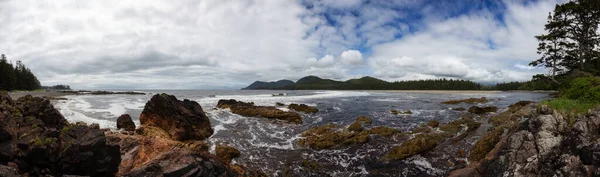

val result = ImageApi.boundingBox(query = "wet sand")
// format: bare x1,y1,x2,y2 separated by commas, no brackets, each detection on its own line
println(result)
7,91,74,99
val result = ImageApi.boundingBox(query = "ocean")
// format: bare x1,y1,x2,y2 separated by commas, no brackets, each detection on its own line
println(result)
53,90,550,176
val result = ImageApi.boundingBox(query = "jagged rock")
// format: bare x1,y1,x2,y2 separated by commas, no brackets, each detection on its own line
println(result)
122,150,238,177
217,99,302,124
117,114,136,131
16,95,67,128
140,94,213,141
452,103,600,177
0,93,121,176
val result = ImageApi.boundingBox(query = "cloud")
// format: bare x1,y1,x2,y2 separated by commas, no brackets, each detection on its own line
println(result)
340,50,363,65
0,0,565,89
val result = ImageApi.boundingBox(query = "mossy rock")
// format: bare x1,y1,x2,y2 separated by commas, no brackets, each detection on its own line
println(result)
452,107,466,111
384,133,451,161
347,121,364,132
427,120,440,128
390,110,398,115
370,126,402,138
469,128,503,161
441,97,489,104
288,104,318,114
355,115,372,124
216,144,241,163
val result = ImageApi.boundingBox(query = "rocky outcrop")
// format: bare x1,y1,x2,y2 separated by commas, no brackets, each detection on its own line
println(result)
288,103,318,114
215,145,241,164
0,93,121,176
442,97,489,104
450,103,600,177
217,99,302,124
117,114,136,131
468,106,498,114
140,94,213,141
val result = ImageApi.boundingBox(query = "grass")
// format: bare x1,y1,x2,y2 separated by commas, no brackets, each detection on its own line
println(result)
540,98,597,115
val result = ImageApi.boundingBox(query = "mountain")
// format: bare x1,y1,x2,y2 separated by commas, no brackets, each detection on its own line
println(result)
242,79,295,90
242,76,484,90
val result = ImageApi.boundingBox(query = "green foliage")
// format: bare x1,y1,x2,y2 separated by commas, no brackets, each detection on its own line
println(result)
33,137,43,147
541,98,596,115
560,77,600,103
0,54,42,91
250,76,484,90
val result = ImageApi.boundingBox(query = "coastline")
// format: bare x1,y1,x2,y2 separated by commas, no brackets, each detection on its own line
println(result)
7,91,75,99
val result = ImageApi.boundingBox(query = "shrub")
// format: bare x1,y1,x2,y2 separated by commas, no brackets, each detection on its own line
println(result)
561,76,600,103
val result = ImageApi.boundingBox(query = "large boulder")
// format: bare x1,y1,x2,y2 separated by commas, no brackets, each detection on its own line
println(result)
217,99,302,124
140,94,213,141
0,94,121,176
117,114,136,131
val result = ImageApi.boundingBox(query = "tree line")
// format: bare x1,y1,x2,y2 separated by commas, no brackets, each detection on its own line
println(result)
0,54,42,91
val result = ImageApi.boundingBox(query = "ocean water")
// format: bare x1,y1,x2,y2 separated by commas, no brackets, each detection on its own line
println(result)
53,90,550,176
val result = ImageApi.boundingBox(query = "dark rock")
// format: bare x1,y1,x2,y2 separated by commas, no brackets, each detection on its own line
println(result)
16,95,67,128
122,150,238,177
442,97,489,104
0,94,121,177
451,107,466,111
217,99,302,124
215,145,241,164
468,106,498,114
0,165,20,177
117,114,136,131
288,103,318,114
140,94,214,141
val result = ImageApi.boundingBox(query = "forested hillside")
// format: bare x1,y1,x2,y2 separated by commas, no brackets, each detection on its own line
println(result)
0,54,42,91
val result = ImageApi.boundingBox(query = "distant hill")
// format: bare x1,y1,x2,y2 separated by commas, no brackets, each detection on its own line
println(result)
242,80,295,90
242,76,484,90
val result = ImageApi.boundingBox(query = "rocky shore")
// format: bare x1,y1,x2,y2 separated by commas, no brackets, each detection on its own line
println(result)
0,93,263,177
1,91,599,176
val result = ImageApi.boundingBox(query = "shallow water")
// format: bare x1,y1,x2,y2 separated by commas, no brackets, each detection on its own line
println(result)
53,90,549,176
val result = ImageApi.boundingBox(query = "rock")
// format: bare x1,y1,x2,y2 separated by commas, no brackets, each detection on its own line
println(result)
140,94,213,141
427,120,440,128
216,145,241,163
441,97,489,104
355,115,372,124
275,102,285,106
391,109,412,115
347,121,363,132
0,165,20,177
297,123,371,149
452,107,466,111
16,95,67,128
122,149,238,177
217,99,302,124
370,126,402,138
467,106,498,114
117,114,136,131
288,103,318,114
384,133,451,161
0,94,121,176
0,92,13,105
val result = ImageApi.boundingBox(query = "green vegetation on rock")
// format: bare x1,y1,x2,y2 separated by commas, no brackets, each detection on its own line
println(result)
288,103,318,114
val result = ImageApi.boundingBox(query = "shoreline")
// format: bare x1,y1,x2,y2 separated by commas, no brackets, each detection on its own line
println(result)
7,91,75,99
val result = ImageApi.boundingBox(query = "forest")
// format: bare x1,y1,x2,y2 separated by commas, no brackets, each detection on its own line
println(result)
0,54,42,91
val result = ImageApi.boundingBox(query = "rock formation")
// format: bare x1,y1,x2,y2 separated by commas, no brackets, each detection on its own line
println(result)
217,99,302,124
117,114,136,131
140,94,214,141
0,93,121,176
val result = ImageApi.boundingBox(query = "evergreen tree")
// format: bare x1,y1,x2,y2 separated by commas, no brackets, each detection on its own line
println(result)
0,54,42,91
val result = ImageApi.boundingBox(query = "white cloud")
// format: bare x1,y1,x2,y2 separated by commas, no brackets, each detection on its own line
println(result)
368,0,562,83
307,55,335,68
340,50,363,65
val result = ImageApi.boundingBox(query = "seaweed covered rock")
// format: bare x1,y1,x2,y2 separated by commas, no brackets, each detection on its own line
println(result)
347,121,364,132
370,126,402,138
391,109,412,115
117,114,136,131
355,115,372,124
467,106,498,114
0,93,121,176
140,94,214,141
216,145,241,163
441,97,489,104
384,133,452,161
427,120,440,128
288,103,318,114
217,99,302,124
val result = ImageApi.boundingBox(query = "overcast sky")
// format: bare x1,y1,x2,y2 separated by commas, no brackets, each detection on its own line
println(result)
0,0,564,89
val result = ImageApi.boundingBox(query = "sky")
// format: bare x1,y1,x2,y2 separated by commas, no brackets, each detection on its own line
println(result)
0,0,565,89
